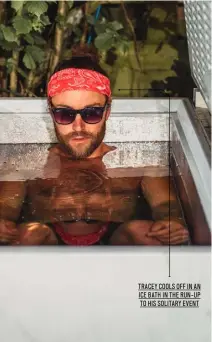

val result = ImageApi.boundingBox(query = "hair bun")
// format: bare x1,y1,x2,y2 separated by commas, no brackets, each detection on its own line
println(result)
71,44,100,64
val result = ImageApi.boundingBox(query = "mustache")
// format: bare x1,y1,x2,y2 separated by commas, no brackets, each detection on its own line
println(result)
66,132,94,139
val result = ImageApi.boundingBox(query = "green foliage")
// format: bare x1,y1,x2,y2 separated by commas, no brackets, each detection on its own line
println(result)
92,17,127,52
147,28,166,42
22,45,45,70
25,1,48,17
6,58,15,73
0,25,17,42
31,33,46,45
23,51,36,70
26,45,45,64
0,1,132,95
56,13,67,27
67,1,74,10
150,8,167,23
12,17,32,35
108,21,123,31
0,40,19,51
17,67,28,79
31,15,50,32
66,7,83,26
11,1,24,12
116,39,130,55
95,32,114,50
86,14,96,26
87,2,102,15
40,15,51,26
0,0,51,92
0,1,181,98
23,34,34,45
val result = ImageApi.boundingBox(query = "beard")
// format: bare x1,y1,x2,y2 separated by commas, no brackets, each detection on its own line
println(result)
54,121,106,160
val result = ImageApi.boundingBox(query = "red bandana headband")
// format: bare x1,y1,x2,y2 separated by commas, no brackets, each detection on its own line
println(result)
47,68,111,99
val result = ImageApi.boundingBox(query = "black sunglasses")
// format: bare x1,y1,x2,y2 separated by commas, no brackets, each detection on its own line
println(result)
50,101,109,125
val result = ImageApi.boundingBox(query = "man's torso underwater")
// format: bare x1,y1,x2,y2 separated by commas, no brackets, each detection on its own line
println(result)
20,145,153,236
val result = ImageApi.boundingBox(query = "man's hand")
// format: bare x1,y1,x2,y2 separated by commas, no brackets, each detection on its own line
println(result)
0,219,19,244
17,222,58,245
110,220,163,245
147,220,189,245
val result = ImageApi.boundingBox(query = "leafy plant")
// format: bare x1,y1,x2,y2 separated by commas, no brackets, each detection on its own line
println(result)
0,1,187,98
0,0,52,95
0,1,135,97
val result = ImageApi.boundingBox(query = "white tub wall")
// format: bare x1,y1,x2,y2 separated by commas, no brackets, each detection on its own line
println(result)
0,113,170,144
0,97,178,114
0,98,172,144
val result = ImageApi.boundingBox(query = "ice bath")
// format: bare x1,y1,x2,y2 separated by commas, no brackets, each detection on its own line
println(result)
0,98,210,245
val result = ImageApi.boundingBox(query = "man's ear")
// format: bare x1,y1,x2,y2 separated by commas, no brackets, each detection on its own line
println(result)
105,101,112,120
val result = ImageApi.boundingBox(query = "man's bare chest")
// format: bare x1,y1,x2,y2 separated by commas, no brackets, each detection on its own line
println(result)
26,172,142,223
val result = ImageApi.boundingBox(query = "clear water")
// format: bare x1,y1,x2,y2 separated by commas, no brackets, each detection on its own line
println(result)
0,142,188,245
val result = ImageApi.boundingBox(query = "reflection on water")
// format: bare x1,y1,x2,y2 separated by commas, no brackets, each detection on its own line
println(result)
0,143,187,246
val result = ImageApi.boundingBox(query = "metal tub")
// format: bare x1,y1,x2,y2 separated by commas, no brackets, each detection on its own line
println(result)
0,97,211,244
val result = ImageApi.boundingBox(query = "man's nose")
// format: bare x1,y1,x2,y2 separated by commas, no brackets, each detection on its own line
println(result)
72,113,85,131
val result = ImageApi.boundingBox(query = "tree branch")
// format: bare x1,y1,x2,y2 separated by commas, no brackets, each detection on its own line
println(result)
49,0,67,76
120,0,143,72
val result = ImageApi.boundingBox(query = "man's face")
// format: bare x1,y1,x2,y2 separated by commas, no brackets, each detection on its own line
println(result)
50,90,110,159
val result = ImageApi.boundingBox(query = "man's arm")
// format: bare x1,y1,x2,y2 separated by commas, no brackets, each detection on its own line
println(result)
0,181,26,221
140,176,189,244
0,181,26,243
140,176,185,224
